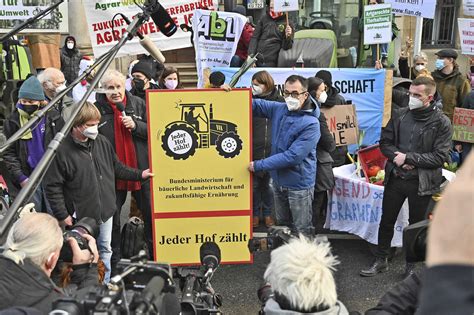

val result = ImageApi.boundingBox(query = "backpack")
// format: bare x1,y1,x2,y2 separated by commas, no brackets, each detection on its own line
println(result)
121,216,148,259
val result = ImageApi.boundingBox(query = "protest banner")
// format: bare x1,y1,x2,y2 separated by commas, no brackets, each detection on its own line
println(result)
82,0,218,59
452,107,474,143
464,0,474,16
321,105,359,146
274,0,298,12
385,0,436,19
0,0,68,33
147,89,252,264
193,10,246,88
215,67,386,148
363,3,393,45
458,18,474,55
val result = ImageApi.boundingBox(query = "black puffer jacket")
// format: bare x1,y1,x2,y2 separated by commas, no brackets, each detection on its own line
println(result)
60,36,82,85
380,105,452,196
95,91,149,170
2,108,64,189
44,134,143,223
253,88,283,160
319,94,347,167
0,256,98,313
248,13,294,67
315,111,336,192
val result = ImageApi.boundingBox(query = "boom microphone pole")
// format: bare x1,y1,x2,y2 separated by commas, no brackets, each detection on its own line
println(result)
0,13,150,240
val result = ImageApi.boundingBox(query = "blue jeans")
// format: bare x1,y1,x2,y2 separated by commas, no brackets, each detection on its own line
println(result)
98,216,113,283
230,55,244,67
253,172,274,217
371,43,388,60
273,186,314,235
31,184,52,215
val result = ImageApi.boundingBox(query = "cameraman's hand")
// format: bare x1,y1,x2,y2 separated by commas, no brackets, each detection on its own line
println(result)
62,215,74,227
69,234,99,265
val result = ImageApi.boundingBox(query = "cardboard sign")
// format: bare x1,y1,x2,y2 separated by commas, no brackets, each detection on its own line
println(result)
452,107,474,143
147,89,252,265
363,3,393,45
321,105,359,146
458,19,474,56
385,0,436,19
273,0,298,12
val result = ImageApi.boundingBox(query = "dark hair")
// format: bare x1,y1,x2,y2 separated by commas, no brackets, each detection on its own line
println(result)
159,66,182,89
252,70,275,94
411,76,436,96
285,75,308,91
307,77,324,99
209,71,225,87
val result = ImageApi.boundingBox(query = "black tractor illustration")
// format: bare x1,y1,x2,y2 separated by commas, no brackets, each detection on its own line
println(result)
161,103,243,160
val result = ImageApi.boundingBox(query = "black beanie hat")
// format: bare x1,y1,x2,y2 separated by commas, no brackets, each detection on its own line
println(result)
315,70,333,87
209,71,226,87
131,60,154,80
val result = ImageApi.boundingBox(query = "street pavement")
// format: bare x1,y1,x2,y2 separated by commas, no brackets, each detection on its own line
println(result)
212,236,418,314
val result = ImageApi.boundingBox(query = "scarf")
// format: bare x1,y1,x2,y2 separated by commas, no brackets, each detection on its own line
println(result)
16,104,46,170
108,95,141,191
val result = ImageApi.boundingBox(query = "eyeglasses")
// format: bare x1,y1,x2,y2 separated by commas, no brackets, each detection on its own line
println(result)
283,90,307,98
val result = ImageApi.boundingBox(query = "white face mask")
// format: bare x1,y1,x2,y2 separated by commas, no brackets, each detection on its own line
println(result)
285,97,301,111
318,91,328,104
252,84,263,96
55,84,66,94
66,42,74,50
408,96,424,110
414,64,425,72
165,79,178,90
82,125,98,140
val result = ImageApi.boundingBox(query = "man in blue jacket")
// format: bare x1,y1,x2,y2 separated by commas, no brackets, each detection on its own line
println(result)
248,75,321,235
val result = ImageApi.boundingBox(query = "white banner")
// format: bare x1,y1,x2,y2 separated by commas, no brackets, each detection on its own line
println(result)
363,4,392,45
193,9,246,87
464,0,474,16
458,18,474,55
0,1,68,33
274,0,298,12
82,0,218,59
385,0,436,19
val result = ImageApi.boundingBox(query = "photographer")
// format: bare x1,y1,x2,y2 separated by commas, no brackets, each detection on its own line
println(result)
0,213,99,312
261,235,349,314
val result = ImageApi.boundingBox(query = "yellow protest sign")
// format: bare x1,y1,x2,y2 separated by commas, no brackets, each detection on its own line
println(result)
147,89,252,264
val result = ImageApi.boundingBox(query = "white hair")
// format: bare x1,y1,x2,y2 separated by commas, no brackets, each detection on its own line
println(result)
37,67,64,84
264,235,339,312
3,213,63,266
100,69,126,87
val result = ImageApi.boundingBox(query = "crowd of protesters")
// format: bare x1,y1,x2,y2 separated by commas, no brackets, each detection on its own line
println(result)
0,0,473,313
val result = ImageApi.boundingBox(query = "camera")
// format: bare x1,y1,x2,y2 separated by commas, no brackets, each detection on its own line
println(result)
247,227,293,253
60,217,99,262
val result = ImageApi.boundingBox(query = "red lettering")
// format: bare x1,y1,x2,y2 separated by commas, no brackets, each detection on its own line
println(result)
351,182,360,198
96,33,104,45
149,22,156,33
329,116,336,131
341,179,350,197
169,7,175,15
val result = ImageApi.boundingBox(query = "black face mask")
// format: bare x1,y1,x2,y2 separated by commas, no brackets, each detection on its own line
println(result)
21,105,39,115
471,66,474,73
132,78,145,92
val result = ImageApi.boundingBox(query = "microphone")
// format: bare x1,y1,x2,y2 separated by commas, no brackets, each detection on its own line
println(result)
200,242,221,276
119,13,166,63
134,276,165,314
144,0,178,37
116,102,126,117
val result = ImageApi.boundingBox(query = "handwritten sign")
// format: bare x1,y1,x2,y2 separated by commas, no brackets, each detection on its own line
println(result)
453,107,474,143
321,105,359,146
458,19,474,55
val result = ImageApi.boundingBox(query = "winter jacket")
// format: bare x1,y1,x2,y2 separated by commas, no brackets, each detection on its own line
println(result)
380,105,452,196
431,67,471,122
253,88,283,161
263,298,349,315
0,256,98,313
44,134,143,223
95,91,149,170
60,37,82,85
47,94,77,122
235,22,254,60
248,13,294,67
252,98,320,190
398,57,419,79
315,111,336,192
2,108,64,188
130,81,160,102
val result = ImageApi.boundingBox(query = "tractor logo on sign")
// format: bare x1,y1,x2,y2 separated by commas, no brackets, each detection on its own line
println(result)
161,103,243,160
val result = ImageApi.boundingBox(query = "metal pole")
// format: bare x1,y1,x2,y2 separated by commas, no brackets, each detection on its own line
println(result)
413,16,423,56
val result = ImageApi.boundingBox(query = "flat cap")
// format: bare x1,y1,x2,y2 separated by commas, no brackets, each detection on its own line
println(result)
435,49,458,59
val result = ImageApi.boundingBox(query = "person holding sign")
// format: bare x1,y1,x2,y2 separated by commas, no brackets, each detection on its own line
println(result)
248,75,320,236
360,77,452,278
453,91,474,163
248,0,294,67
